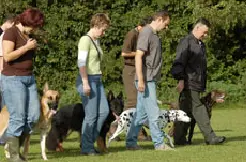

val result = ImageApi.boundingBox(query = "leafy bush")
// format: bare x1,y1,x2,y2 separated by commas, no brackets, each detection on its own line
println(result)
0,0,245,104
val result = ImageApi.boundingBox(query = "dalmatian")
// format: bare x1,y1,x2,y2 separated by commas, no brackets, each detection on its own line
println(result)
107,109,191,148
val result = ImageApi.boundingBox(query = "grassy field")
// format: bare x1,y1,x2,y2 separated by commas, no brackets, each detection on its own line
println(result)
0,103,246,162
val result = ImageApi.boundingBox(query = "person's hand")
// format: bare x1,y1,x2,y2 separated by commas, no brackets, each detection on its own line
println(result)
83,82,91,97
176,80,184,93
137,80,145,92
25,39,37,50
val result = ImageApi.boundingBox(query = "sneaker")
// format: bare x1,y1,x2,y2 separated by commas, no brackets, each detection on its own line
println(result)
126,145,142,150
155,144,175,151
206,136,226,145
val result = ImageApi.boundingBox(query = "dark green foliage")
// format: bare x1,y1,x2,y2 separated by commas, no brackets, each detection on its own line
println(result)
0,0,245,104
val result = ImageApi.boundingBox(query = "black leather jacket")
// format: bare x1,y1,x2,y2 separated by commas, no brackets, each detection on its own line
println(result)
171,33,207,92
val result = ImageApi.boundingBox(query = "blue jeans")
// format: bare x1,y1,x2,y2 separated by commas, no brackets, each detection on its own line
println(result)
1,74,40,137
76,74,109,153
0,75,3,110
126,81,164,148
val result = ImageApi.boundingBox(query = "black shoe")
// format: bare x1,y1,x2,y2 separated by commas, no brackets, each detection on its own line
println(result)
206,136,226,145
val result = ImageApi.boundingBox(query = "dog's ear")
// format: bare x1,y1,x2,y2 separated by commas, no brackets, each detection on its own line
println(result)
43,82,49,93
107,90,115,101
210,91,215,99
117,91,123,100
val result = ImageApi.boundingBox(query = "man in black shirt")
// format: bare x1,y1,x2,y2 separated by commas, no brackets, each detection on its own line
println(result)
171,18,226,145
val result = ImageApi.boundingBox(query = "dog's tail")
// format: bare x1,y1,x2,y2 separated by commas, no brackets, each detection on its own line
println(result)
107,125,125,148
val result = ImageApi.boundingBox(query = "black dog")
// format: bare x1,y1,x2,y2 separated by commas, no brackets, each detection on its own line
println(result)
46,90,123,152
45,103,84,151
97,91,124,152
187,90,226,144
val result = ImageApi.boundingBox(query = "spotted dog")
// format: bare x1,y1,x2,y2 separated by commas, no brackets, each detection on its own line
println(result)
107,109,191,148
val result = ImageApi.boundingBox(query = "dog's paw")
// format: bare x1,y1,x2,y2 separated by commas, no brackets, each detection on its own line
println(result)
42,153,48,160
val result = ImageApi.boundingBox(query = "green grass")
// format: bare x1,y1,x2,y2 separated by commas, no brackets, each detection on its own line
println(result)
1,105,246,162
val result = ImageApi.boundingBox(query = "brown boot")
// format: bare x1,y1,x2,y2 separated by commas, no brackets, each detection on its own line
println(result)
138,127,151,141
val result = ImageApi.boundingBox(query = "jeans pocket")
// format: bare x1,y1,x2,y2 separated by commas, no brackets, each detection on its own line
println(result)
1,75,16,92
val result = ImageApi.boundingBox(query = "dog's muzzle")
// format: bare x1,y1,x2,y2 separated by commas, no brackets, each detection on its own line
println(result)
48,102,59,111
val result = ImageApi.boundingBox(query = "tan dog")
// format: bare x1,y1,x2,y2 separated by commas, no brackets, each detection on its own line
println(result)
3,82,59,161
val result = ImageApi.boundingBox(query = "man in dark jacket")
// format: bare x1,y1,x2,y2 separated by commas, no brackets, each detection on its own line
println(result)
171,18,226,145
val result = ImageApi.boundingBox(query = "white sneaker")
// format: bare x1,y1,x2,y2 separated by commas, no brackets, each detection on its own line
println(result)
155,144,175,151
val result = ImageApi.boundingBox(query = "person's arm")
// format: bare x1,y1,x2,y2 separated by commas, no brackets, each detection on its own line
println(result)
0,56,3,73
121,30,137,58
79,66,90,96
135,50,145,92
121,52,136,57
3,39,36,62
171,38,189,92
77,36,91,96
135,27,149,92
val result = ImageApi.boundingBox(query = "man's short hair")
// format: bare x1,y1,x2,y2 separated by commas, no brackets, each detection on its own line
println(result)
138,16,152,27
194,18,211,28
152,10,169,21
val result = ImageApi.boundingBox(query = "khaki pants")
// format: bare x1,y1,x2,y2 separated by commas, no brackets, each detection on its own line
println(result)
122,65,137,110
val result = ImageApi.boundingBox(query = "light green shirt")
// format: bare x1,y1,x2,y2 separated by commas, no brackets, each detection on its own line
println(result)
78,36,103,75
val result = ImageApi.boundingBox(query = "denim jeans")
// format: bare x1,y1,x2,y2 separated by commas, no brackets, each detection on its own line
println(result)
76,74,109,153
126,81,164,148
1,74,40,137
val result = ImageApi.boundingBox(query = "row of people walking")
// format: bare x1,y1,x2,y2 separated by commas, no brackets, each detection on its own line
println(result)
0,7,225,160
76,10,225,156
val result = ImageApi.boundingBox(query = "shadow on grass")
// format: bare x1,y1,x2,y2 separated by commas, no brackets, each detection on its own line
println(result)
226,135,246,142
188,135,246,146
174,133,246,147
29,135,80,145
25,148,81,160
192,129,232,135
24,144,155,160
